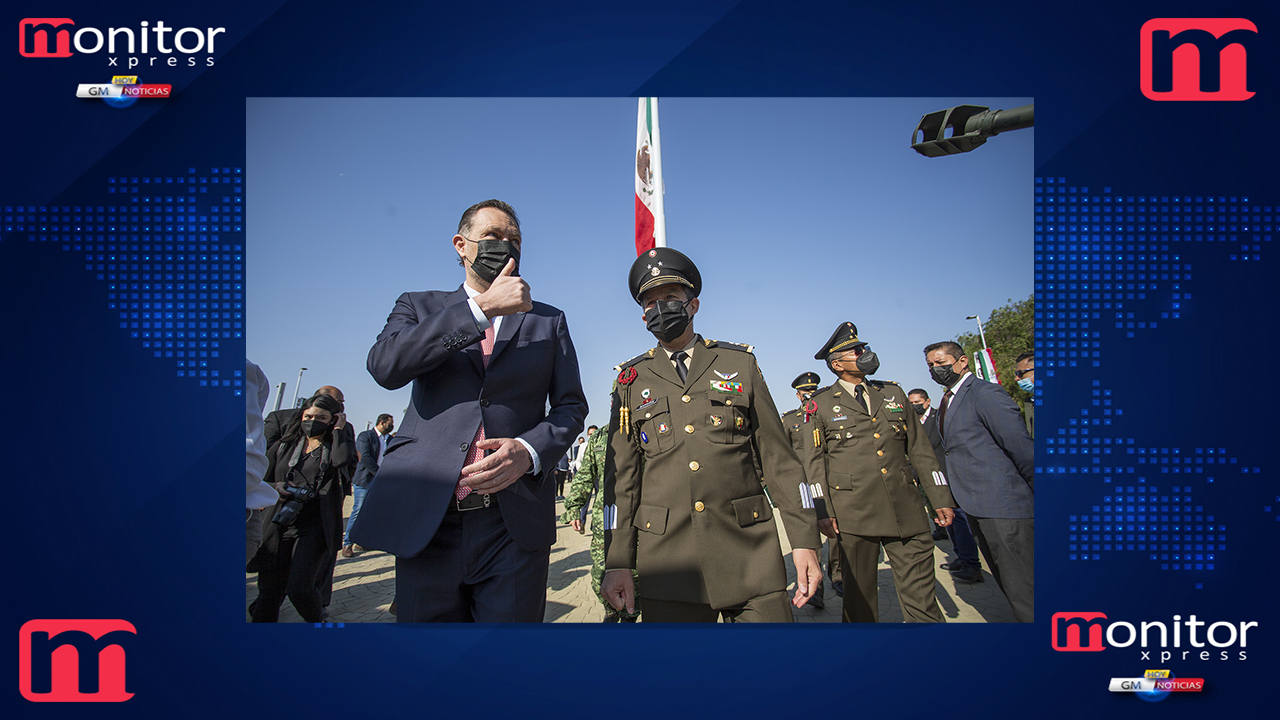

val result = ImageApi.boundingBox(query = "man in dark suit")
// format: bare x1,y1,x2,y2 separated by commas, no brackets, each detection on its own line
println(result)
342,413,394,557
263,384,355,617
908,388,983,584
351,199,588,623
924,341,1035,622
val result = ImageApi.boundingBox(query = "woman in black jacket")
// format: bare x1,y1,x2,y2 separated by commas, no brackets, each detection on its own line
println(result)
248,393,355,622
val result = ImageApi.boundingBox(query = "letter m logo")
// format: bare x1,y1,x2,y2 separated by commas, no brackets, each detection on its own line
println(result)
19,18,75,57
1051,611,1108,652
19,620,137,702
1141,18,1257,101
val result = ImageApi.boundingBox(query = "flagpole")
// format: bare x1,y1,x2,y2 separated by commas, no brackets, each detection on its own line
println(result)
966,314,989,350
650,97,667,248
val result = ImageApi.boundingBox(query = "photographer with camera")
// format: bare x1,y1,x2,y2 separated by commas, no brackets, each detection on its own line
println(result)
248,393,356,622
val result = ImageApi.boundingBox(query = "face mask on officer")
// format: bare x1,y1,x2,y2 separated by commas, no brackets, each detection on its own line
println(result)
644,298,692,343
1017,377,1034,392
854,348,880,375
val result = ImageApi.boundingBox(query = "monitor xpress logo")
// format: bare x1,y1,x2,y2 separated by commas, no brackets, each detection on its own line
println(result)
1140,18,1257,101
19,620,137,702
19,18,223,67
1052,612,1258,661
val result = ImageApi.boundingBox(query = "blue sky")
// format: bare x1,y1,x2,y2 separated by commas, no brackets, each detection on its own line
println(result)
247,97,1032,437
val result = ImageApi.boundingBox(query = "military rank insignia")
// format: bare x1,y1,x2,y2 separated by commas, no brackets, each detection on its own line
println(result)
710,380,743,394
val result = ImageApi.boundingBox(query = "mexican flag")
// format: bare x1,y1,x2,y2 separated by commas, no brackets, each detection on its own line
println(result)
635,97,666,255
972,348,1001,384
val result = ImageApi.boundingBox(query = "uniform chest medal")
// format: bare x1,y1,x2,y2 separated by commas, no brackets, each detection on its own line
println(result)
734,416,745,430
884,399,904,412
710,415,723,426
658,422,669,434
714,370,738,380
640,431,649,443
711,380,743,394
641,388,651,400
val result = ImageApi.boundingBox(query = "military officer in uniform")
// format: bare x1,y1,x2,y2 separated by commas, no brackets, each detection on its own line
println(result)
781,371,844,608
800,322,955,623
601,247,823,622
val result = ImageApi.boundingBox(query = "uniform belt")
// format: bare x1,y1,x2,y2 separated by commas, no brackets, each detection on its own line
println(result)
450,492,493,512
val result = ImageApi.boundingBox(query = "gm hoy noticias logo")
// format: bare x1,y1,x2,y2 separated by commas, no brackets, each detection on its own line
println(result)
1052,612,1258,662
1140,18,1257,101
18,620,137,702
19,18,224,68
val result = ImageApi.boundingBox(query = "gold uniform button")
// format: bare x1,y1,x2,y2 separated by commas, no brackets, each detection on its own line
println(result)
725,399,733,405
685,425,695,434
646,522,651,529
877,450,884,457
871,417,877,422
645,412,652,418
881,468,888,475
752,510,759,519
873,433,881,439
695,501,705,512
689,461,700,471
834,485,842,490
681,395,691,403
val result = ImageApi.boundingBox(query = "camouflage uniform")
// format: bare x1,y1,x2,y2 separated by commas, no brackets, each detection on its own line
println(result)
562,417,641,622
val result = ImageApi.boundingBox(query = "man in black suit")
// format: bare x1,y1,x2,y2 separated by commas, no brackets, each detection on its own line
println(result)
342,413,394,558
908,388,983,584
351,199,588,623
924,342,1035,622
263,384,355,616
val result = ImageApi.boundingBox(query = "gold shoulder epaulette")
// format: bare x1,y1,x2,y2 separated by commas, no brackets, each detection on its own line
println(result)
711,340,755,353
613,350,655,373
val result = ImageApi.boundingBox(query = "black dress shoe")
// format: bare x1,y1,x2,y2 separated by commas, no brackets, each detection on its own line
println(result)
950,567,984,583
940,561,961,571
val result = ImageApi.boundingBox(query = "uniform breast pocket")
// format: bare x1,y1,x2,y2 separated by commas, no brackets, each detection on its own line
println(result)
634,396,674,456
705,393,749,444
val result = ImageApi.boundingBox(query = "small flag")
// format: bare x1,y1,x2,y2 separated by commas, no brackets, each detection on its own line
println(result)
972,348,1001,384
635,97,666,255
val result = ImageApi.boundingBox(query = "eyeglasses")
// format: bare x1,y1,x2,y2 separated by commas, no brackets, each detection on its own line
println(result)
1014,367,1034,379
461,233,521,250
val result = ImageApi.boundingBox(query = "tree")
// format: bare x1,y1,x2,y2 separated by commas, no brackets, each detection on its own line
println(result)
954,294,1034,409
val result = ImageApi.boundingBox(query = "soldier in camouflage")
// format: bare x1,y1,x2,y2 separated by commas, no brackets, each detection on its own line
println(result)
561,418,640,621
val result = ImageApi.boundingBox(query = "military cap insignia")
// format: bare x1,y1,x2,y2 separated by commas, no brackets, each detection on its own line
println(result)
618,367,638,385
650,267,660,276
648,249,657,257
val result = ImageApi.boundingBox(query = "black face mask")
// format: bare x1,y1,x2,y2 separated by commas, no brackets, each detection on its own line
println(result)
300,419,331,438
644,299,692,343
912,403,926,415
930,363,961,388
471,239,520,284
855,349,880,375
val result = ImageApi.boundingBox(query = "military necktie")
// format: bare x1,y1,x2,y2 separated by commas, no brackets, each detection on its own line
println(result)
854,384,869,414
672,351,689,383
456,324,496,500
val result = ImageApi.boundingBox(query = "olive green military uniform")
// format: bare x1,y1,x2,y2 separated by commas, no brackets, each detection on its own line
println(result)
561,421,640,621
782,404,843,597
800,379,955,623
604,336,822,622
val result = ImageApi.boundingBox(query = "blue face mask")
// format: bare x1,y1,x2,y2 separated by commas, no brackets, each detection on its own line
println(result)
1017,378,1034,392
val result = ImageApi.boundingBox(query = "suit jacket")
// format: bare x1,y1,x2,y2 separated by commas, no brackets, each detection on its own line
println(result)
604,336,820,608
350,285,588,556
352,429,384,487
920,407,948,478
800,380,953,538
938,375,1034,519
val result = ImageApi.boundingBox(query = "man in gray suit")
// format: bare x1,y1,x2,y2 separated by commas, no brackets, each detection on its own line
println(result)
923,341,1034,622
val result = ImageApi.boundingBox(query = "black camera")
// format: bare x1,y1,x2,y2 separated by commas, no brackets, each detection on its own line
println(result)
271,484,318,526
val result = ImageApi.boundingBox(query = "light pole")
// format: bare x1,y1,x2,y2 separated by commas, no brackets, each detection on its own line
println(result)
271,382,286,412
291,367,308,408
966,315,989,350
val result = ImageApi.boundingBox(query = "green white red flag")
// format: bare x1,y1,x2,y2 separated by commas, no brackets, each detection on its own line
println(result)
635,97,666,255
972,348,1001,384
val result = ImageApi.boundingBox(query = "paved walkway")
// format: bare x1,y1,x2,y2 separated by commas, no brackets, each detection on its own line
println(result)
247,496,1016,623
